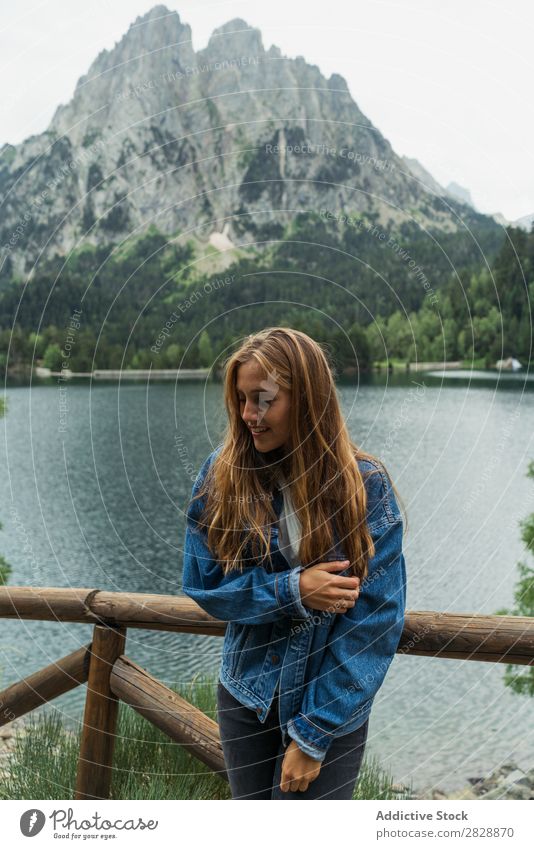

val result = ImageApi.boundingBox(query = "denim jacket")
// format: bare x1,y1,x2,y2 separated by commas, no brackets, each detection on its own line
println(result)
182,445,407,762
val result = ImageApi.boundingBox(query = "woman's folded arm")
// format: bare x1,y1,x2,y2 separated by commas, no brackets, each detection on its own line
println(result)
181,450,313,624
182,520,313,624
287,517,407,761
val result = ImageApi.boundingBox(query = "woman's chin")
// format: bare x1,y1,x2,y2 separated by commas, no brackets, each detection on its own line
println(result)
254,440,274,453
254,440,286,458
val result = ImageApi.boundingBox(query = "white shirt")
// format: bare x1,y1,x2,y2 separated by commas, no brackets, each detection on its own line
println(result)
277,476,302,567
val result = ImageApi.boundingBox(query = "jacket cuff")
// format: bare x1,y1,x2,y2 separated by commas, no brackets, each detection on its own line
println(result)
286,716,329,762
275,565,312,619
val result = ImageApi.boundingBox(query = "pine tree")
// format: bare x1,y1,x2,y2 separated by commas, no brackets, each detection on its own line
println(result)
496,460,534,696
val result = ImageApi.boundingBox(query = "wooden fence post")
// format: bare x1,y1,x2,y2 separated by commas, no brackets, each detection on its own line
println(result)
75,625,126,800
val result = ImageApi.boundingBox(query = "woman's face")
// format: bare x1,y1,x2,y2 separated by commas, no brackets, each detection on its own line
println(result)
236,360,291,453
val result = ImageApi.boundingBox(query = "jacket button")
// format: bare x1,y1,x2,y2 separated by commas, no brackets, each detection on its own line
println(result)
256,707,262,715
271,654,280,663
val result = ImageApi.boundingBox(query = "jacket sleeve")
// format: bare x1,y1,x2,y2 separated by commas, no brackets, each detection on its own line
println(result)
181,450,314,625
286,469,407,761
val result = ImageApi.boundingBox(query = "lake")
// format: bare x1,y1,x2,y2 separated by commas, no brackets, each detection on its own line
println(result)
1,372,533,793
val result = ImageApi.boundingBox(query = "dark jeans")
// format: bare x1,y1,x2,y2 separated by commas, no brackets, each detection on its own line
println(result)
217,680,369,800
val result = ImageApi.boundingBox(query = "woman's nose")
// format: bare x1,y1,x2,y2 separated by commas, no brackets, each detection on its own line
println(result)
242,400,256,423
244,399,263,424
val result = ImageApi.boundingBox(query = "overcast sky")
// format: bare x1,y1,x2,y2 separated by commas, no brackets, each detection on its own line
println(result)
2,0,533,221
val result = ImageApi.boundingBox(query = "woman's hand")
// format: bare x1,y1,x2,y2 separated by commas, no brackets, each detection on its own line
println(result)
299,560,360,612
280,740,322,793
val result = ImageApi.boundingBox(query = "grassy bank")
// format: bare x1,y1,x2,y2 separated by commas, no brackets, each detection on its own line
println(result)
0,674,410,800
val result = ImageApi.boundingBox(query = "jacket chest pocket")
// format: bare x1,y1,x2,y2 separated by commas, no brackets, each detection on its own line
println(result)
224,620,249,661
225,621,278,679
224,622,258,676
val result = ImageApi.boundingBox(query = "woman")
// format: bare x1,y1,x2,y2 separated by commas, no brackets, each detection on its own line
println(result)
182,327,407,800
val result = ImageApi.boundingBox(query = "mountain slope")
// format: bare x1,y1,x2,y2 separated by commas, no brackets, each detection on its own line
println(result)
0,4,500,280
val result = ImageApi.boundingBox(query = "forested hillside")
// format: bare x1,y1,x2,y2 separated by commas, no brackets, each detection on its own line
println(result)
1,215,530,374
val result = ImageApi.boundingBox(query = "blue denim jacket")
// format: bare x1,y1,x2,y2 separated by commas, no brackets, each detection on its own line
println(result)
182,445,407,762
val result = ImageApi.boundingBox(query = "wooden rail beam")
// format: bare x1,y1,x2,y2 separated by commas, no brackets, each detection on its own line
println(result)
110,655,227,781
1,588,533,664
0,644,91,726
399,611,534,665
0,587,226,635
0,587,102,624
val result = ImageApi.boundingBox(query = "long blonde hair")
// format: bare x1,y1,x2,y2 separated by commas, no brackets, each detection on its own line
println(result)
190,327,394,580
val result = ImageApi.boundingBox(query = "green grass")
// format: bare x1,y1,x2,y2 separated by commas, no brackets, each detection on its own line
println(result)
0,674,411,800
460,358,489,369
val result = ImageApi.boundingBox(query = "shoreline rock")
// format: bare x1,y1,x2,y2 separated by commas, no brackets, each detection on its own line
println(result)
396,762,534,801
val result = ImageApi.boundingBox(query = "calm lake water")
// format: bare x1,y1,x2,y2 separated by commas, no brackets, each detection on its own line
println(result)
1,372,533,792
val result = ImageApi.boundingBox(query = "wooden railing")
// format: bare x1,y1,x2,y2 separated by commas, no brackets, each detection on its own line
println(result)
1,586,533,800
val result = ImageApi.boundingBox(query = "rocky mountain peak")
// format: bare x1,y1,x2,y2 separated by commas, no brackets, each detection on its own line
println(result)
80,5,193,83
327,72,350,93
0,5,499,280
205,18,265,57
136,4,178,23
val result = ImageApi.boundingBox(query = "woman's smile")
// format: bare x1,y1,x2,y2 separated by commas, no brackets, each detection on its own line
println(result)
250,426,270,436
